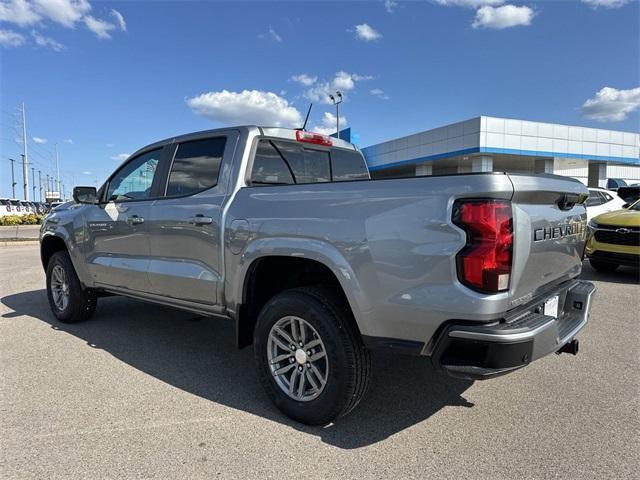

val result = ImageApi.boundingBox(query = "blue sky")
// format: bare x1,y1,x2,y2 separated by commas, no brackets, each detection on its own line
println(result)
1,0,638,199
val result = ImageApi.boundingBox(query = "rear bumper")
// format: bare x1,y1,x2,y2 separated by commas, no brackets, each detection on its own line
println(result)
431,279,596,380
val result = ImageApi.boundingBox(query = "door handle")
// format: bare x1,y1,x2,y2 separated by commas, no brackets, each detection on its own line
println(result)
189,215,213,225
127,215,145,225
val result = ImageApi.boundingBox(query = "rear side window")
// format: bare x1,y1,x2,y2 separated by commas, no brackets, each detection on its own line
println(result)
275,141,331,184
331,148,369,181
586,191,603,207
251,140,294,185
250,139,367,185
166,137,226,197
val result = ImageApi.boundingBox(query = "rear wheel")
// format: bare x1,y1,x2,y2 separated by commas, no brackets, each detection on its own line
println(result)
254,287,370,425
46,251,97,323
589,259,619,272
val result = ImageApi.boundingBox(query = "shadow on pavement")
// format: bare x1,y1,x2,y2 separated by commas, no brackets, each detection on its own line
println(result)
579,261,639,285
1,289,474,449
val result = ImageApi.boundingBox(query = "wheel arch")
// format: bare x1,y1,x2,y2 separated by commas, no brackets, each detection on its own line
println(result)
231,239,370,349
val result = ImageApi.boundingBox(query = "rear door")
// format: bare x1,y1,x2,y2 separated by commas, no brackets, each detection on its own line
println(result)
145,132,239,305
509,174,588,301
84,147,166,293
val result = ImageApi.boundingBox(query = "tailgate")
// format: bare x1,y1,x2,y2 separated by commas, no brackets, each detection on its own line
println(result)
508,174,588,305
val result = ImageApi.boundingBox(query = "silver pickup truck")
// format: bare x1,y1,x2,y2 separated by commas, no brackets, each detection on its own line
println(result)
40,126,595,425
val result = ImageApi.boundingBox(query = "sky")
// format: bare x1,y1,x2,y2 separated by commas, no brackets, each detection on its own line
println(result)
1,0,639,200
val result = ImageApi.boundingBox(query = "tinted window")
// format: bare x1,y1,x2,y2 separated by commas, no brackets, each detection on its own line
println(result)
107,149,161,201
586,190,603,207
276,141,330,184
331,148,369,181
251,140,294,185
166,137,226,196
251,140,337,185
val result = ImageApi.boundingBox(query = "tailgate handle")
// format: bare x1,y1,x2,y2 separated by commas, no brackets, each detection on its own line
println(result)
557,193,581,211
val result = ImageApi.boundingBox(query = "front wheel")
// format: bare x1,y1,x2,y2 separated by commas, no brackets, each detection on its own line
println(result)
46,251,97,323
254,287,370,425
589,259,619,272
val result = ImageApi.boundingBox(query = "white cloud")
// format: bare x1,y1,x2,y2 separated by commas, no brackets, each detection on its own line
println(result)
384,0,398,13
0,28,26,46
472,4,534,29
312,111,348,136
303,71,372,103
34,0,91,27
581,0,629,8
259,26,282,42
186,89,303,128
291,74,317,86
435,0,505,7
110,8,126,31
82,170,92,175
63,138,73,144
32,136,48,143
111,153,130,162
31,30,64,51
0,0,41,26
582,87,640,122
0,1,126,44
268,26,282,42
354,23,382,41
370,88,390,100
84,15,115,39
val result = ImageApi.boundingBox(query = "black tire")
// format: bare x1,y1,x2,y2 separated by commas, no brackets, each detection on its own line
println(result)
254,286,371,425
589,259,619,272
46,251,97,323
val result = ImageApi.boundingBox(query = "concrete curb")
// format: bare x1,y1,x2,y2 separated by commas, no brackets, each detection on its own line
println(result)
1,240,39,246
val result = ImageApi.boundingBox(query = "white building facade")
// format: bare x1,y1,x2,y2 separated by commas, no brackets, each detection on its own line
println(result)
362,116,639,187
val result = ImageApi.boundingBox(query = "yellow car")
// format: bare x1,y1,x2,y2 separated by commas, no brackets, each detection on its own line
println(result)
585,199,640,272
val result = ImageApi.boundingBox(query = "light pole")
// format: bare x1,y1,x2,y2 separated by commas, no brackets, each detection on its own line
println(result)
328,91,343,139
8,158,17,198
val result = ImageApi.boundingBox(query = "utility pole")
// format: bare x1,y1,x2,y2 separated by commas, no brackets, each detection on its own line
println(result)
21,103,29,200
54,143,61,195
38,170,42,202
46,174,50,201
31,167,36,201
9,158,17,198
328,91,343,140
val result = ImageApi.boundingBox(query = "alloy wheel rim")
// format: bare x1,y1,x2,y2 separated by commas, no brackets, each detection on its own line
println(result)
267,316,328,402
51,265,69,312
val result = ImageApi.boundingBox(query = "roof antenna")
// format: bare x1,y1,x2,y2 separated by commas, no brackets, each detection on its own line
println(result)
298,103,313,131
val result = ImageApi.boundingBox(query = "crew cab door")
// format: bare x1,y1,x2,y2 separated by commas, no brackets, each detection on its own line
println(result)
84,147,166,293
145,132,239,305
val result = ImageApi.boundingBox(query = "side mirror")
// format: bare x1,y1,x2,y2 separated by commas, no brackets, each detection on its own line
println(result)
622,203,629,209
73,186,98,204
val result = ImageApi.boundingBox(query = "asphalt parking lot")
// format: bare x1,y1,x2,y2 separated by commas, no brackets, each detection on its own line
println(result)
1,244,638,479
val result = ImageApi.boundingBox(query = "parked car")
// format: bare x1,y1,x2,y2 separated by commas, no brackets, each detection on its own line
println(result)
586,200,640,272
585,187,627,221
40,126,595,425
9,199,23,215
606,178,627,191
616,184,640,205
0,198,12,217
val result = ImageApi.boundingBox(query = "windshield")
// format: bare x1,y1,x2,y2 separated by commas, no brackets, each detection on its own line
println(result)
629,200,640,211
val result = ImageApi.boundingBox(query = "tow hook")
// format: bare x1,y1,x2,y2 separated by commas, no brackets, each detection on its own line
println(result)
556,339,579,356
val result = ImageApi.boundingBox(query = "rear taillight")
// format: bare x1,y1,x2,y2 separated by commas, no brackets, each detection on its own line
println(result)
453,199,513,293
295,130,333,146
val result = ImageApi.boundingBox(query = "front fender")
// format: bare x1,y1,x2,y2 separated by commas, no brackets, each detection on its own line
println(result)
40,213,92,288
226,236,373,336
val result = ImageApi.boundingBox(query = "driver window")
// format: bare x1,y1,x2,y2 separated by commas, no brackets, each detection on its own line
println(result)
106,149,162,201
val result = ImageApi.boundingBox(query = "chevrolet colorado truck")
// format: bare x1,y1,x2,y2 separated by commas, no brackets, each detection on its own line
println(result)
40,126,596,425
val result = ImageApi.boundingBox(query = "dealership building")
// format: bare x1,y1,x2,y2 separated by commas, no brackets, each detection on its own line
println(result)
361,116,639,187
